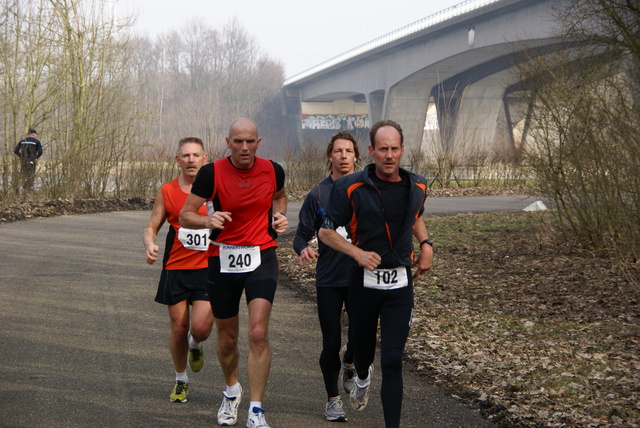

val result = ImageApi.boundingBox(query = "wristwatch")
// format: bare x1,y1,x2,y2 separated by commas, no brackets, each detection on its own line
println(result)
420,238,433,248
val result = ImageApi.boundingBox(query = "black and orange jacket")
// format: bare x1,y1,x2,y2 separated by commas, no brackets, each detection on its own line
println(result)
323,164,427,269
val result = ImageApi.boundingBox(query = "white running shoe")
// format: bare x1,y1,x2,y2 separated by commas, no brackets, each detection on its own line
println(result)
349,366,373,412
217,384,242,426
246,406,270,428
325,396,347,422
339,345,356,394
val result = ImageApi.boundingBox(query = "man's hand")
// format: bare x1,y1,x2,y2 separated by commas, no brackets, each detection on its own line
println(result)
353,248,382,271
412,244,433,277
145,244,159,265
272,212,288,234
208,211,233,229
299,246,319,265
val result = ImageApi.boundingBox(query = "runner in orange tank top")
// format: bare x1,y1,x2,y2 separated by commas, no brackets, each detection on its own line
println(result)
143,137,214,403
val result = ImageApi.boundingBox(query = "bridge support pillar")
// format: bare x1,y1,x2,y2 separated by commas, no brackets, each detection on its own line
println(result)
282,88,304,151
367,90,386,125
430,76,522,163
384,85,430,153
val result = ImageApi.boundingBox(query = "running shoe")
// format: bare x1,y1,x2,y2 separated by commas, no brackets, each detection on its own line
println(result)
349,366,373,412
325,396,347,422
217,384,242,426
246,406,270,428
339,345,356,394
169,380,188,403
188,333,204,372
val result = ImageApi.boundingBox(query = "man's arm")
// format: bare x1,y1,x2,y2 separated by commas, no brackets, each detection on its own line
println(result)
412,216,433,277
142,190,166,265
318,227,381,271
180,193,225,230
271,187,288,234
293,191,320,264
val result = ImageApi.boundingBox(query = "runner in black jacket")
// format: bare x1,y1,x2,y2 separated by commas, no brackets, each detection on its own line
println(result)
319,120,432,428
293,131,360,422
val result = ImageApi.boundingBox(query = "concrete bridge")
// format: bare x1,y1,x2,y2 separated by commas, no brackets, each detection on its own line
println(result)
283,0,566,156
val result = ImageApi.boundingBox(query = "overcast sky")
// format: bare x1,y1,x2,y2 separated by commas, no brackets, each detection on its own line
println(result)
120,0,463,79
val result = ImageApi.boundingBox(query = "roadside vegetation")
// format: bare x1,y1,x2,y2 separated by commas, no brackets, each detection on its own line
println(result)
1,0,288,201
514,0,640,270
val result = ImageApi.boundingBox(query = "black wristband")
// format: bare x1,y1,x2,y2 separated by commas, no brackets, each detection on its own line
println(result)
420,238,433,248
278,212,287,217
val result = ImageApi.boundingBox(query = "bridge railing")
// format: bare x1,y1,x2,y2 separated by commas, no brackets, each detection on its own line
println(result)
284,0,501,86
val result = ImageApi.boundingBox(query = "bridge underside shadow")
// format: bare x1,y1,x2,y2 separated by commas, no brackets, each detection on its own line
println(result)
284,0,566,157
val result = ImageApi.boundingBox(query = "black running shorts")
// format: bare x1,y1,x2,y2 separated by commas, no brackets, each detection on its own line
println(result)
207,247,278,319
154,268,209,305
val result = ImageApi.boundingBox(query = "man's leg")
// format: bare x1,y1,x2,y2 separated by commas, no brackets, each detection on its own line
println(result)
246,297,272,402
23,162,35,191
349,271,380,377
348,268,381,412
215,315,240,386
378,281,413,428
190,300,214,342
215,314,244,426
317,287,347,398
167,300,190,372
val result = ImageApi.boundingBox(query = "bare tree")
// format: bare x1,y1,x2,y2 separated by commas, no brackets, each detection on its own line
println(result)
0,0,61,198
517,0,640,264
44,0,144,198
2,5,288,201
131,18,286,157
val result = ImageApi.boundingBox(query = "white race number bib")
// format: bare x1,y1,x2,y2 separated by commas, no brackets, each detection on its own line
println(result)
363,266,409,290
178,227,209,251
219,245,261,273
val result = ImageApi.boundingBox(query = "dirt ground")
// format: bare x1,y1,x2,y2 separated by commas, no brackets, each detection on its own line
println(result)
2,190,638,427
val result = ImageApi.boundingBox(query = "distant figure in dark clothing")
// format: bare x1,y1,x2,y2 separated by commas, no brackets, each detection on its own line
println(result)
14,129,43,191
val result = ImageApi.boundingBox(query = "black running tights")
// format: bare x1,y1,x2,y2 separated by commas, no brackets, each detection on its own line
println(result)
349,266,413,428
317,286,353,399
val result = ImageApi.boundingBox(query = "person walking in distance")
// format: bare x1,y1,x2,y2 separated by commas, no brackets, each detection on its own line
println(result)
293,131,360,422
180,118,288,428
318,120,433,428
143,137,214,403
14,129,43,191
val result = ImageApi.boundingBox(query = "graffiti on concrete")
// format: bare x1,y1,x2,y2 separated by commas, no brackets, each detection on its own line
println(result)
301,114,370,130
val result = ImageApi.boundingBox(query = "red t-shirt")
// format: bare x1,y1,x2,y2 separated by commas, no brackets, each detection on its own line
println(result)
161,178,209,270
191,156,285,257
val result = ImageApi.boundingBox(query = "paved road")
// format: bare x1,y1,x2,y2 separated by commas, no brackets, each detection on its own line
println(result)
0,196,534,427
286,194,539,232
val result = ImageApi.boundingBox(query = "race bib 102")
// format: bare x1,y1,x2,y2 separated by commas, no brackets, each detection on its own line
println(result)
363,266,409,290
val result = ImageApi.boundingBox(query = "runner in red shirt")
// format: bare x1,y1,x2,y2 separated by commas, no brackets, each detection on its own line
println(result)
180,118,288,428
143,137,214,403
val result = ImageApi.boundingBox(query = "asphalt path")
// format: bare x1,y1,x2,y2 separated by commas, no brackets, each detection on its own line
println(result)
286,194,539,232
0,196,535,427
